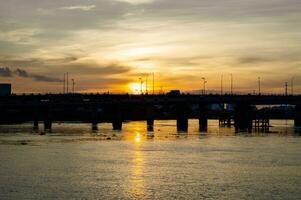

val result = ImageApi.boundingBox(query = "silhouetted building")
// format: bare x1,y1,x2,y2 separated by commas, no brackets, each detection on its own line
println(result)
167,90,181,96
0,83,11,96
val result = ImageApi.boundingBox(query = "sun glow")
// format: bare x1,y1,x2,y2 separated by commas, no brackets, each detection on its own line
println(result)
124,47,161,58
129,82,145,94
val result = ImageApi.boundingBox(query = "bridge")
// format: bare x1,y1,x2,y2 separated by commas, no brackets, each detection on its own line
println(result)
0,94,300,132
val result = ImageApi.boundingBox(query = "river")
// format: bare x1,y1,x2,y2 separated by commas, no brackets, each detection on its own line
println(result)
0,120,301,199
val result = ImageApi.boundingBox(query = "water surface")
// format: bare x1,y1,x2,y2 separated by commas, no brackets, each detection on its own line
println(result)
0,120,301,199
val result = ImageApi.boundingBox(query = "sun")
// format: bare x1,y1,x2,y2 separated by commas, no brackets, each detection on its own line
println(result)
129,83,143,94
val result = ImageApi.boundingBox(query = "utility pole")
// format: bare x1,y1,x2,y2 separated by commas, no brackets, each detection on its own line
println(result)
63,73,66,94
201,77,207,95
258,77,261,95
72,79,75,93
291,77,294,95
230,73,233,95
66,72,69,94
221,74,224,95
285,82,288,96
152,72,155,95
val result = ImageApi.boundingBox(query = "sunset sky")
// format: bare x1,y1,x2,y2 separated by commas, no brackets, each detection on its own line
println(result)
0,0,300,94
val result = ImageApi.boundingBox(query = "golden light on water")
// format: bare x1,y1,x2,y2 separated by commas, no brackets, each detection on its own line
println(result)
135,133,142,143
122,122,146,142
130,138,145,198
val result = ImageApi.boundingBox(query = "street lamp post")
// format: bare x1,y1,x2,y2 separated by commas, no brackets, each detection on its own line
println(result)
258,77,261,95
72,79,75,93
67,72,69,94
139,78,143,95
291,77,294,95
152,72,155,95
145,74,149,94
285,82,288,96
201,77,207,95
221,74,224,95
63,73,66,94
230,73,233,95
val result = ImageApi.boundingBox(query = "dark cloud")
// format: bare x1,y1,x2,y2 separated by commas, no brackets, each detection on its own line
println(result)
0,67,62,82
236,52,301,65
0,67,13,77
14,68,62,82
14,68,29,77
0,56,132,77
0,56,79,67
237,56,272,64
30,74,62,82
0,54,133,87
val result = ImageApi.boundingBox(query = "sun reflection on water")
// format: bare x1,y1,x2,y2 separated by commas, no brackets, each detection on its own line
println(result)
130,132,145,198
135,132,142,143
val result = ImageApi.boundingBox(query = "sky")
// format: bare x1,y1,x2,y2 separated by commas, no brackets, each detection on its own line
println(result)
0,0,300,94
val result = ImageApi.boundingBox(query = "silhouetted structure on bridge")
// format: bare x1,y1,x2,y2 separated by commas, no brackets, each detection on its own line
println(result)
0,83,11,96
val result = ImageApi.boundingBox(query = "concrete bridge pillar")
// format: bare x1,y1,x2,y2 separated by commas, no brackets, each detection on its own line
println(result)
176,103,189,132
295,104,301,127
199,116,207,132
147,119,154,131
92,122,98,131
44,120,52,132
91,106,103,131
234,104,254,132
177,118,188,132
33,120,39,131
33,108,40,131
146,106,155,131
43,107,52,132
227,118,232,127
110,104,123,130
199,104,208,132
112,119,122,130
